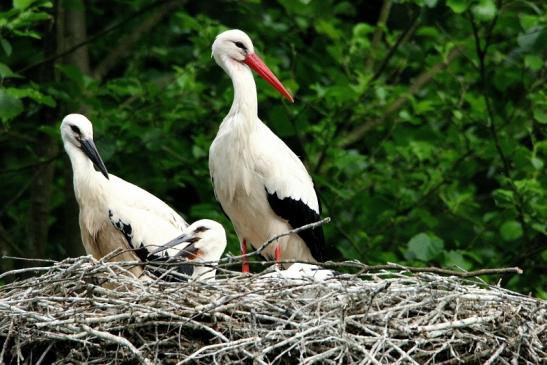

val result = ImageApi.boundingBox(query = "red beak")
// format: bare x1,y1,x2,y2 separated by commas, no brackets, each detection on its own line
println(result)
244,53,294,103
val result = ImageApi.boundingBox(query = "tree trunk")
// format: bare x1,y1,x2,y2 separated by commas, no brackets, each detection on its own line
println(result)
27,3,59,260
59,0,90,257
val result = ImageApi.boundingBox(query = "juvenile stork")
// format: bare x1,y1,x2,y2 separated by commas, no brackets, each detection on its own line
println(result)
61,114,188,275
209,29,325,271
148,219,227,281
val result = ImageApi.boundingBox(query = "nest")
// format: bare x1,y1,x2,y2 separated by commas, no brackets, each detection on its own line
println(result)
0,256,545,364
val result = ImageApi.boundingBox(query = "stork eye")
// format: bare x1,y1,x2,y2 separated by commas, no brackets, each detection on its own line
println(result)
234,41,247,51
194,226,210,234
70,125,81,134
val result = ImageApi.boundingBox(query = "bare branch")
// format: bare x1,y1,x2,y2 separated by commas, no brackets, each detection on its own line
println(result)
92,1,182,80
365,0,393,72
340,46,463,147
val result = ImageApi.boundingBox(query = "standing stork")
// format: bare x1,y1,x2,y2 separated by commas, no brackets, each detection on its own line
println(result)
61,114,188,276
209,29,325,271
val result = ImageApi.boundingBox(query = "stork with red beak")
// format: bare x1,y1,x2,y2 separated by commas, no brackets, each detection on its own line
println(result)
209,29,325,271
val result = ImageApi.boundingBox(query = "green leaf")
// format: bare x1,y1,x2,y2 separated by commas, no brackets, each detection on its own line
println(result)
0,89,24,123
533,108,547,124
531,157,543,170
500,220,523,241
519,14,539,31
446,0,469,14
13,0,37,10
443,250,472,270
493,189,514,206
0,63,22,79
0,37,12,56
472,0,496,21
5,87,56,107
525,54,543,71
407,232,444,262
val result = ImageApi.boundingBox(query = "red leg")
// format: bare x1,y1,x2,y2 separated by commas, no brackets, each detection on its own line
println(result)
274,244,281,269
241,239,250,273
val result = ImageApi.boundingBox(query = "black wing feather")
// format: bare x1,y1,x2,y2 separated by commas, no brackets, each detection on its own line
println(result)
108,209,192,281
266,190,325,262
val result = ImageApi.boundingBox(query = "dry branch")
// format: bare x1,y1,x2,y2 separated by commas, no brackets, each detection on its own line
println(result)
0,256,545,364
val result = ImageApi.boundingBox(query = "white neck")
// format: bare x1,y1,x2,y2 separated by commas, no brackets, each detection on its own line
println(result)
64,142,107,204
223,56,258,121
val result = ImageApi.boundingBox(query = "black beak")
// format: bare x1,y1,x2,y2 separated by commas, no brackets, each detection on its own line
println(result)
149,234,201,260
174,242,200,259
80,139,109,179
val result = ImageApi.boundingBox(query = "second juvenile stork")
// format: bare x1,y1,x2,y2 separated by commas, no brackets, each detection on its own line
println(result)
209,29,325,271
61,114,189,276
148,219,227,281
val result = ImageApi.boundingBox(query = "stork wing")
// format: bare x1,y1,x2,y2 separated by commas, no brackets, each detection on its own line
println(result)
107,204,184,261
254,125,325,262
109,174,188,231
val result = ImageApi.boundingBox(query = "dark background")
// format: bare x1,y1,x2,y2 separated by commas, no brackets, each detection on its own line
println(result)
0,0,545,297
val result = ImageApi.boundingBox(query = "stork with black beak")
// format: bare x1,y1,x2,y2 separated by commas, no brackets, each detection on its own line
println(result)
61,114,188,275
148,219,227,281
209,29,325,272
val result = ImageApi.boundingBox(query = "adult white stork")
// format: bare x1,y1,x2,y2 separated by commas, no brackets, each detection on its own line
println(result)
148,219,227,281
209,29,325,271
61,114,188,276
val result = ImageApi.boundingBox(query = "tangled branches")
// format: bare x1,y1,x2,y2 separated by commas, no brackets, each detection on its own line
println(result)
0,256,545,364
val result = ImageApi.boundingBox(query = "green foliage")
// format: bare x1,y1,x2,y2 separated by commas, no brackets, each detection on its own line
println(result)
0,0,545,297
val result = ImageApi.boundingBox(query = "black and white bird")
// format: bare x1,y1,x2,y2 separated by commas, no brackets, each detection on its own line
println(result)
61,114,188,276
148,219,227,281
209,29,325,272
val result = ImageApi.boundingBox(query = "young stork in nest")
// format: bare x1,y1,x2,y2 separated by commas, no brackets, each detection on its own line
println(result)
148,219,227,281
61,114,188,276
209,29,325,272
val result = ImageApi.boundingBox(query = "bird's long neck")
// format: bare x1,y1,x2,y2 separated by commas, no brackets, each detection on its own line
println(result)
225,59,258,124
64,142,107,204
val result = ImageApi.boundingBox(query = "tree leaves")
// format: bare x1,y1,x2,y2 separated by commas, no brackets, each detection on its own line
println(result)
406,233,444,262
500,221,523,241
0,0,545,298
0,89,23,123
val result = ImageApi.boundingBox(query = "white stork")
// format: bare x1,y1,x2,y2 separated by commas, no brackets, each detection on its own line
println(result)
209,29,325,271
61,114,188,276
148,219,227,281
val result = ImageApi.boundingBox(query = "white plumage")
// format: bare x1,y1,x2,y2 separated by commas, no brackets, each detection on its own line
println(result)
260,263,335,282
209,30,325,270
149,219,227,281
61,114,188,275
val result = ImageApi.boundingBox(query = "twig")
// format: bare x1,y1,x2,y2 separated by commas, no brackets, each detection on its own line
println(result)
80,324,153,365
0,255,543,364
370,8,421,83
340,46,463,146
222,217,331,262
92,1,182,80
16,0,179,75
484,343,507,365
319,261,523,277
366,0,393,72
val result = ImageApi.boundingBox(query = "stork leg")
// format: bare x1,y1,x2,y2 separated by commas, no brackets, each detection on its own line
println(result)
274,244,281,269
241,239,250,273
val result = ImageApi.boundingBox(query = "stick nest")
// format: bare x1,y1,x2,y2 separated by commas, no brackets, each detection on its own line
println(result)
0,256,545,364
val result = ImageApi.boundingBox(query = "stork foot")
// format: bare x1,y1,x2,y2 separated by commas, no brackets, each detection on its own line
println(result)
274,245,282,269
241,239,250,273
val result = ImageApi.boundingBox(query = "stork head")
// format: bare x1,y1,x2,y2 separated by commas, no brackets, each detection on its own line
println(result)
60,113,109,179
150,219,227,280
212,29,294,103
